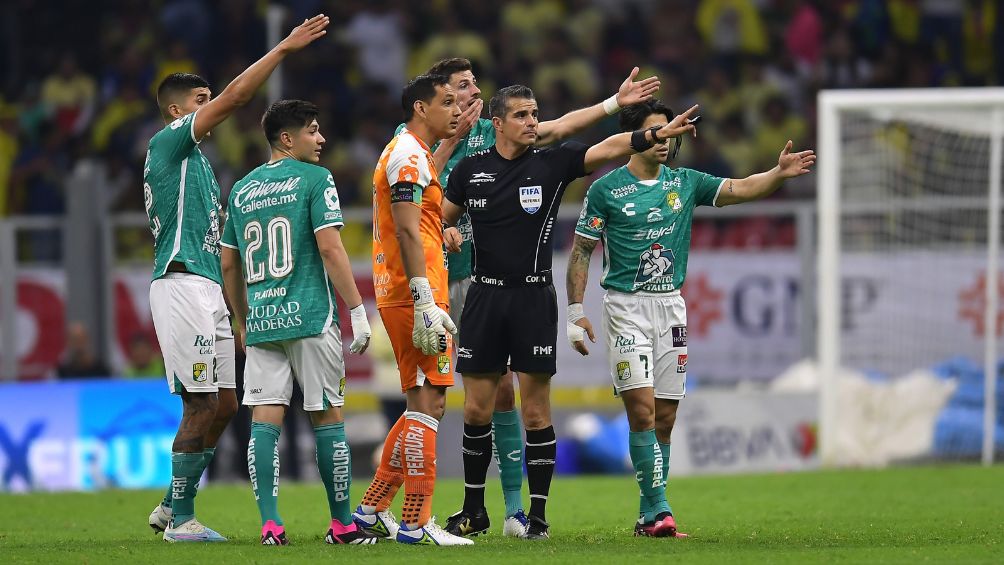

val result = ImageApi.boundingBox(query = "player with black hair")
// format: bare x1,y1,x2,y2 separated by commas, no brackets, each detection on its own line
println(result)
442,86,698,540
567,99,815,537
144,15,329,543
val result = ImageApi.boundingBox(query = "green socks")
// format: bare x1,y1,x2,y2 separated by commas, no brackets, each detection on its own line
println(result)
660,441,673,515
170,452,206,525
161,447,215,510
630,430,670,523
493,409,525,517
249,422,283,526
315,422,352,524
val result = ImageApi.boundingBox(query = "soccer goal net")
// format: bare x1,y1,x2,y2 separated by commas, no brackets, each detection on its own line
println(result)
817,89,1004,467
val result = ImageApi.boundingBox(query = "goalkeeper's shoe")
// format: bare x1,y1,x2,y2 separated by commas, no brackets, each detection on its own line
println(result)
163,518,227,542
634,513,689,538
260,520,288,546
445,507,490,537
326,518,380,545
396,517,474,546
524,515,550,540
351,506,400,539
148,503,172,534
503,510,529,538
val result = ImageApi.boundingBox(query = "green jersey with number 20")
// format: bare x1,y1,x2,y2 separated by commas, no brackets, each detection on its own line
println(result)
394,118,495,281
144,110,224,284
575,165,725,293
221,159,344,346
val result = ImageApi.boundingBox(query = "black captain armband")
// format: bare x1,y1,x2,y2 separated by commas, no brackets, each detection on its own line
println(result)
390,182,423,204
630,129,654,152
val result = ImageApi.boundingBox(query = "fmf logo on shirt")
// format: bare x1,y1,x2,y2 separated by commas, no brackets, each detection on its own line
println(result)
519,186,542,214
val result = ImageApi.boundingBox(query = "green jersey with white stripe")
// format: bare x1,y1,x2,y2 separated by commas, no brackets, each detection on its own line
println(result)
395,117,495,281
221,158,344,346
144,110,224,284
575,165,724,293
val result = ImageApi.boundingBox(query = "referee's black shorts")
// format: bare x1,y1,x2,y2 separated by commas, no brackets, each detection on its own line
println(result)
456,277,558,376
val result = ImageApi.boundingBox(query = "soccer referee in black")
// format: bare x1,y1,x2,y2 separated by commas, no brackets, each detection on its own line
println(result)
441,85,698,540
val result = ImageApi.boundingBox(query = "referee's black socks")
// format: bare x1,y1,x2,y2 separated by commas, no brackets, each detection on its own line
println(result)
525,426,556,521
462,422,494,513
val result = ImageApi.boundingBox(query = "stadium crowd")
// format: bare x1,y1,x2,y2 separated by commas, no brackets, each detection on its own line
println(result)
0,0,998,255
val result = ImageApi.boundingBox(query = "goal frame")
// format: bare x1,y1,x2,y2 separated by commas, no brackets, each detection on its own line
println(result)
817,88,1004,466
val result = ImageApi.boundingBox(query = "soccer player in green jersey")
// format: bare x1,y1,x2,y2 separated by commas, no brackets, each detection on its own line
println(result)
566,100,816,537
144,15,329,543
220,99,379,546
410,58,661,539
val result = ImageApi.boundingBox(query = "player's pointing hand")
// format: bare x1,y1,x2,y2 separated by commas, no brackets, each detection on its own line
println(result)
655,104,699,140
279,14,330,53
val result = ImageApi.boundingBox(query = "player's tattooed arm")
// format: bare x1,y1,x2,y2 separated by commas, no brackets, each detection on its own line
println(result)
567,235,599,304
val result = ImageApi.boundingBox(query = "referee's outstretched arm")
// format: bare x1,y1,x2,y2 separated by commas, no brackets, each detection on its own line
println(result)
582,104,699,173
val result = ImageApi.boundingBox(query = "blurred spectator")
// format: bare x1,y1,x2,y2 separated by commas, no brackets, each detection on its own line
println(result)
410,11,493,79
785,1,824,69
717,112,756,178
40,54,97,137
532,29,600,105
341,0,407,92
815,26,873,88
57,322,110,379
696,0,769,59
754,95,807,171
90,85,146,154
501,0,565,62
122,332,166,378
693,65,742,131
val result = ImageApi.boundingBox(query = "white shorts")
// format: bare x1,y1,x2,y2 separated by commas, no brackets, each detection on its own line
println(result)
602,290,688,400
243,325,345,411
150,273,236,395
448,277,472,331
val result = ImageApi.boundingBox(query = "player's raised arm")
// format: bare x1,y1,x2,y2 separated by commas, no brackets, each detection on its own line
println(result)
583,104,699,173
535,67,661,146
713,140,816,207
192,14,329,140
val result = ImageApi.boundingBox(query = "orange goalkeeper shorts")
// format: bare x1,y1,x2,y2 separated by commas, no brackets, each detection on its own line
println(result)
378,305,455,392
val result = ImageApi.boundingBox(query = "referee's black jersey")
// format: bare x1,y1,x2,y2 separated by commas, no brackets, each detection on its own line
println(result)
444,141,589,277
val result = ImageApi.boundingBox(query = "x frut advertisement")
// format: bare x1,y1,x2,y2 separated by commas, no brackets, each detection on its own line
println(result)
0,379,180,492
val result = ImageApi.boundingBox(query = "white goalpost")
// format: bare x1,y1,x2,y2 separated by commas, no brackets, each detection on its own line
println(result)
817,88,1004,467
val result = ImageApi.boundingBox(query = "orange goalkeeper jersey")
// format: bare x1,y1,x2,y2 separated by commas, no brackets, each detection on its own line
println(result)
372,128,449,308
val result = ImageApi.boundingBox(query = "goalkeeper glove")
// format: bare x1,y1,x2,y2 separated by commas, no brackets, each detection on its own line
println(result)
410,277,456,355
348,304,371,354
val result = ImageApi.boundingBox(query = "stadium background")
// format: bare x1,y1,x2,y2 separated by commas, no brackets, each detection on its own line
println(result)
0,0,1001,493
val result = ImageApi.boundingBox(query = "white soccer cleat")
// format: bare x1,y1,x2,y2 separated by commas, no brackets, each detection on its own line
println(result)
351,506,400,539
148,503,172,534
396,517,475,546
503,510,529,538
163,518,227,543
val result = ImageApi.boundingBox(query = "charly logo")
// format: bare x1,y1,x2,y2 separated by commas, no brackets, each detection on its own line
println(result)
233,176,301,207
519,185,543,214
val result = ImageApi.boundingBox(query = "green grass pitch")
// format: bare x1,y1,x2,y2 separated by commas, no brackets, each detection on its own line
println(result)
2,465,1001,563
